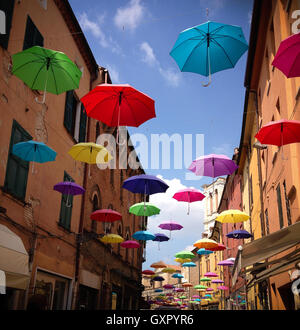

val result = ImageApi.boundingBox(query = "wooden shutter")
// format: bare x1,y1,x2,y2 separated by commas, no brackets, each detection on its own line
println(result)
63,91,75,134
59,172,74,230
0,0,15,49
23,16,44,50
78,103,87,143
276,184,284,229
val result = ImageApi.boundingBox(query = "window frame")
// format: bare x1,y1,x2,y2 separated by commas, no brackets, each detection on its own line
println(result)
23,15,44,50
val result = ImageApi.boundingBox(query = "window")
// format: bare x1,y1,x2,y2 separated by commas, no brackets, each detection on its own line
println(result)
283,181,292,226
59,172,74,230
206,259,210,272
91,195,98,233
4,120,32,201
276,184,284,229
0,0,15,49
96,122,100,142
265,209,270,235
249,175,254,208
64,91,87,142
23,16,44,50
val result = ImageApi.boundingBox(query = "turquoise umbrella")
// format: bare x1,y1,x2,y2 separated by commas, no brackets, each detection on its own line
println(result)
12,140,56,173
170,21,248,86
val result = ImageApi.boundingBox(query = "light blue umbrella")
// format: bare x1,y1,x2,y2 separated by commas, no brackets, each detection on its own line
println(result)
197,248,213,255
12,140,57,173
170,21,248,86
181,262,196,267
132,230,155,241
172,273,184,279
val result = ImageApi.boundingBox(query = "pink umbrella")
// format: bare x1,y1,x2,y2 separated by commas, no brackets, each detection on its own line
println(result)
218,259,234,266
212,279,224,284
174,288,185,292
120,240,140,248
159,221,183,238
217,286,229,290
272,32,300,78
172,188,205,215
207,243,226,251
192,295,200,298
204,272,218,277
163,284,174,290
206,288,214,292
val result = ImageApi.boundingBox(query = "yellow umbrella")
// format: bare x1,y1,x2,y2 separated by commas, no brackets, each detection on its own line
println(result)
161,267,176,274
216,210,250,223
68,142,112,164
100,234,124,244
193,238,218,249
175,258,191,263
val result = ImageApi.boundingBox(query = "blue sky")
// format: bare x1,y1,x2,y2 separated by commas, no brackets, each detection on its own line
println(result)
69,0,253,269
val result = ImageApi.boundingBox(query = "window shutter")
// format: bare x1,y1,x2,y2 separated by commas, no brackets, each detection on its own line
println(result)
0,0,15,49
276,184,284,229
23,16,43,50
59,172,74,230
78,103,87,143
64,91,74,134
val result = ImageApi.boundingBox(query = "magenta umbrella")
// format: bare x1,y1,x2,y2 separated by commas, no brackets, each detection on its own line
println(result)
218,259,234,266
217,286,229,291
212,279,224,284
120,240,140,248
158,221,183,238
163,284,174,290
174,288,185,292
204,272,218,277
272,32,300,78
173,188,205,215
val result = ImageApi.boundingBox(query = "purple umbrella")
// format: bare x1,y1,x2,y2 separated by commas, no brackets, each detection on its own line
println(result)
218,259,234,266
226,229,253,239
163,284,174,290
153,233,170,250
158,221,183,238
188,154,238,178
54,181,85,207
211,279,224,284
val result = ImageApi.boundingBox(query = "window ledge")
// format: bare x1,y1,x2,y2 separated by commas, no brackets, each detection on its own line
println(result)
0,186,27,206
57,221,71,233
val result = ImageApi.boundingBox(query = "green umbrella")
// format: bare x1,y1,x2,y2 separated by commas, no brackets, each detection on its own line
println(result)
194,284,207,289
12,46,82,103
129,202,160,217
200,277,212,282
179,295,187,299
175,250,195,259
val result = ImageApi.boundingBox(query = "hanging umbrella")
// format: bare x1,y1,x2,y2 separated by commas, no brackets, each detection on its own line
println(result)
206,243,226,251
154,288,163,292
211,279,224,284
194,285,207,290
150,261,167,269
163,284,174,289
193,238,218,250
132,231,155,241
120,240,140,248
142,270,155,275
170,21,248,86
206,288,214,292
216,210,249,223
218,259,234,266
204,272,218,277
161,268,176,274
175,258,191,263
217,286,229,291
129,202,160,217
172,188,205,215
200,277,212,282
100,234,124,244
197,248,213,255
181,262,196,267
226,229,253,239
192,295,200,298
272,32,300,78
172,273,184,279
12,46,82,103
174,288,185,292
90,209,122,234
153,233,169,250
175,251,195,259
12,140,56,173
179,295,187,299
81,84,155,144
182,283,193,287
159,221,183,238
54,181,85,208
68,142,112,164
152,276,165,282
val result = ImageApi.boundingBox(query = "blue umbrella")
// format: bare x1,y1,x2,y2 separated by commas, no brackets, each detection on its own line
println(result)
172,273,184,279
170,21,248,86
153,233,169,250
12,140,56,173
154,289,163,292
132,230,155,241
181,262,196,267
152,276,165,282
226,229,253,239
197,248,213,255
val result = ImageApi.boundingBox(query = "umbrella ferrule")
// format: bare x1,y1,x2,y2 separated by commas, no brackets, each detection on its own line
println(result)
46,57,51,70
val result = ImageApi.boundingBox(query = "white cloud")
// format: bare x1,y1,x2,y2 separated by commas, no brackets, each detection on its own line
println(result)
143,175,205,269
140,42,181,87
114,0,145,31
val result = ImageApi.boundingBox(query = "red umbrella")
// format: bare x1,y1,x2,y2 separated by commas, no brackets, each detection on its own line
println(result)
272,32,300,78
172,188,205,215
90,209,122,222
81,84,156,144
142,270,155,275
120,240,140,248
206,243,226,251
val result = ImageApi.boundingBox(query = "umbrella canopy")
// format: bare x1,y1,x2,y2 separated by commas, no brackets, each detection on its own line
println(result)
193,238,218,250
197,248,213,255
154,289,163,292
152,276,165,282
90,209,122,222
142,270,155,275
100,234,124,244
218,259,234,266
12,141,56,163
182,283,193,287
179,295,187,299
200,277,212,282
175,258,191,263
175,251,195,259
217,286,229,290
53,182,85,196
161,268,176,274
172,273,184,279
159,221,183,231
272,33,300,78
129,202,160,217
153,233,170,242
226,229,253,239
170,21,248,85
132,231,155,241
211,279,224,284
68,142,112,164
122,174,169,195
207,243,226,251
12,46,82,102
174,288,185,292
204,272,218,277
188,154,238,178
194,285,207,290
192,295,200,298
216,210,250,223
172,188,205,214
150,261,167,269
255,119,300,147
120,240,140,249
181,262,196,267
80,83,156,128
206,288,214,292
163,284,174,289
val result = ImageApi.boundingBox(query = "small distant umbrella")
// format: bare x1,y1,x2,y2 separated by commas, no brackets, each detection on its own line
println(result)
194,285,207,290
226,229,253,239
179,295,187,299
54,181,85,208
182,283,193,287
100,234,124,244
172,273,184,279
204,272,218,277
217,286,229,291
181,262,196,267
218,259,234,266
211,279,224,284
172,188,205,215
192,295,200,298
154,289,163,292
200,277,212,282
151,261,167,269
175,251,195,259
161,268,176,274
174,288,185,292
175,258,191,263
216,210,250,223
120,240,140,249
12,140,56,173
159,221,183,238
197,248,213,255
153,233,169,250
152,276,165,282
193,238,218,250
163,284,174,289
207,243,226,251
206,288,214,292
132,231,155,241
142,270,155,275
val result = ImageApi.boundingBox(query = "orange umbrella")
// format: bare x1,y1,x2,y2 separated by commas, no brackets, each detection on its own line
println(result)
151,261,167,269
182,283,193,287
193,238,218,249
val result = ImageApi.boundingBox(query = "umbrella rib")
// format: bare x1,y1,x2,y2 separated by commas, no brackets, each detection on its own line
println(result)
12,60,44,74
50,63,59,95
51,63,79,87
287,52,300,77
210,39,235,68
213,34,248,46
122,95,139,127
31,62,46,89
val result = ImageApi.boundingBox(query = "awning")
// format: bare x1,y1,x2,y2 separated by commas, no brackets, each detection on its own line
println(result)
0,224,30,290
232,221,300,286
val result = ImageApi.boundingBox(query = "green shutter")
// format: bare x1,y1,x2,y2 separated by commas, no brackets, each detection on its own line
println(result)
0,0,15,49
78,103,87,143
23,16,43,50
276,184,284,229
64,91,75,134
59,172,74,230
